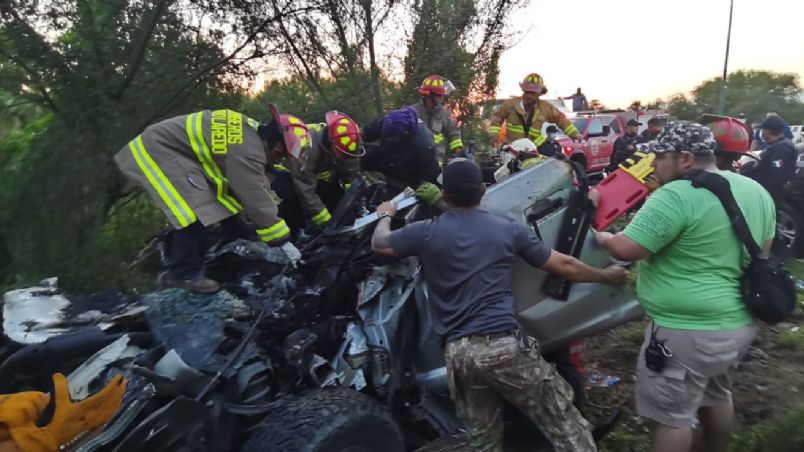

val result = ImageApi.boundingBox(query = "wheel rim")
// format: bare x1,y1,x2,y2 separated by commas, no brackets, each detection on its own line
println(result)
777,210,797,248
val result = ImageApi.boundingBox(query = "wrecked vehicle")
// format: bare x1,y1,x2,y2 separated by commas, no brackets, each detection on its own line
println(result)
0,158,641,451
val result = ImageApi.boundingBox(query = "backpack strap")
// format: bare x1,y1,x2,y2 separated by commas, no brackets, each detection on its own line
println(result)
686,170,763,259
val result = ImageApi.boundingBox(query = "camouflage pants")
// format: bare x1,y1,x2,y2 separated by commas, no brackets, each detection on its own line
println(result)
445,335,596,452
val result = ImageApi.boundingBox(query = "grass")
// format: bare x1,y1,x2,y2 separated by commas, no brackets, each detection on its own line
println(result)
730,405,804,452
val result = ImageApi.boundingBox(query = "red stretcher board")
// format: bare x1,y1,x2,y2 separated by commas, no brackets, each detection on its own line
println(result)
592,168,650,230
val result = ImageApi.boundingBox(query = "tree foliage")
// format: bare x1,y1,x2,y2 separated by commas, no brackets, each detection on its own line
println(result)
647,70,804,124
400,0,525,141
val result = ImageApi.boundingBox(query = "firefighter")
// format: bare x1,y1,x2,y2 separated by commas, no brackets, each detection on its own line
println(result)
361,106,443,206
115,105,305,294
608,119,642,173
489,73,582,146
286,111,363,228
701,115,752,172
408,75,464,164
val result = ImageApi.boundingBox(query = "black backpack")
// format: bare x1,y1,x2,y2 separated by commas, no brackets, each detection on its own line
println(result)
687,170,796,324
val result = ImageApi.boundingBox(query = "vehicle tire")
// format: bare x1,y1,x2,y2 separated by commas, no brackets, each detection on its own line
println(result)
776,202,804,257
241,387,404,452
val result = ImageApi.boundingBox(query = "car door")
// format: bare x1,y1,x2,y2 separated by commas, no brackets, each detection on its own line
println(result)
585,118,610,171
479,158,642,351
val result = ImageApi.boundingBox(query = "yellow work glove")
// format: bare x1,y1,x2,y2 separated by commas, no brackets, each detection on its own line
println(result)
415,182,443,206
9,374,127,452
0,392,50,442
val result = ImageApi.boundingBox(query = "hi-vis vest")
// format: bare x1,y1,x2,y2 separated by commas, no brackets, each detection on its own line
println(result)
115,109,290,244
489,98,578,146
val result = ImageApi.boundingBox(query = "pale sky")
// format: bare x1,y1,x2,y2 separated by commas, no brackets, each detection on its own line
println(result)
497,0,804,108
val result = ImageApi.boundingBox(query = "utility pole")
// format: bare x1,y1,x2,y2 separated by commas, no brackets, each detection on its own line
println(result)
718,0,734,115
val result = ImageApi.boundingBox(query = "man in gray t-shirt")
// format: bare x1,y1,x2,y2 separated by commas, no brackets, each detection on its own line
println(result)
371,159,627,452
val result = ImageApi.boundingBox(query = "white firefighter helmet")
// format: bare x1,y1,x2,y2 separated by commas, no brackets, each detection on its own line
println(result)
506,138,539,155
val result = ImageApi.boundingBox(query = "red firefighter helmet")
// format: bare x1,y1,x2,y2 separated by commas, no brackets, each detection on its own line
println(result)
701,114,750,154
325,111,364,158
519,73,545,93
278,112,309,159
418,75,454,96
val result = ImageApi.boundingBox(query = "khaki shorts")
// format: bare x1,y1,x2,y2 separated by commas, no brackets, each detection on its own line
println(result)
635,322,757,428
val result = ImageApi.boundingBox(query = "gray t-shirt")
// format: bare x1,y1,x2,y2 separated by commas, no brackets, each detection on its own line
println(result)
389,209,552,342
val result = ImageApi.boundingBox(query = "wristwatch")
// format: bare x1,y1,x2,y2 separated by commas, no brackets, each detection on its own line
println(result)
378,211,391,219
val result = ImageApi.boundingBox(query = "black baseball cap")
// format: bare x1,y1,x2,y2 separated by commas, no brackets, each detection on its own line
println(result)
760,115,786,135
627,119,641,127
546,125,558,133
443,158,484,206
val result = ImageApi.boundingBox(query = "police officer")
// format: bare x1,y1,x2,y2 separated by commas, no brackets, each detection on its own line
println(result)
608,119,641,172
538,125,565,158
640,117,663,142
743,115,798,257
743,115,798,205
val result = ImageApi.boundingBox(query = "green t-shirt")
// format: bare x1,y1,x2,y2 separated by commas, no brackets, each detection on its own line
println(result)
624,171,776,330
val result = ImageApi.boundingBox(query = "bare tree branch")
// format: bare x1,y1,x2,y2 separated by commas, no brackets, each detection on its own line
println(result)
114,0,171,99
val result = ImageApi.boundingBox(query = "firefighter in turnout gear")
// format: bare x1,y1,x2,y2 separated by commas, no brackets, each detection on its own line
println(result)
115,104,304,293
287,111,363,227
408,75,464,163
489,73,581,146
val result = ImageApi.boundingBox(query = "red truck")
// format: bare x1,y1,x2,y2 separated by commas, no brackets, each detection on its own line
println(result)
555,110,668,176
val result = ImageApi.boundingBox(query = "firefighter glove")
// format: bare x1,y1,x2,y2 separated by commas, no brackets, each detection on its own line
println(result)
415,182,442,205
6,374,127,452
279,242,303,268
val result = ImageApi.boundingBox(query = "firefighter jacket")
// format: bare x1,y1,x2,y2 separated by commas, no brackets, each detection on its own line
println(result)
115,109,291,245
408,102,463,162
361,117,440,189
288,124,360,224
488,98,579,146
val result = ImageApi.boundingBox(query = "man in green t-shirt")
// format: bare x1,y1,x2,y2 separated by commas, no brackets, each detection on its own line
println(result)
593,121,776,452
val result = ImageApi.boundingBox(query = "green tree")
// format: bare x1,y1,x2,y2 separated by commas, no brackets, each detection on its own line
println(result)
401,0,527,142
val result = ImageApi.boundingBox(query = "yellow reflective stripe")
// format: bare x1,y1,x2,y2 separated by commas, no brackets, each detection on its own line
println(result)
433,133,445,144
316,170,333,182
449,138,463,150
564,124,579,136
312,208,331,225
274,164,289,173
247,117,259,129
532,133,546,146
186,112,243,214
129,137,196,228
488,126,501,133
507,125,525,133
256,220,290,242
